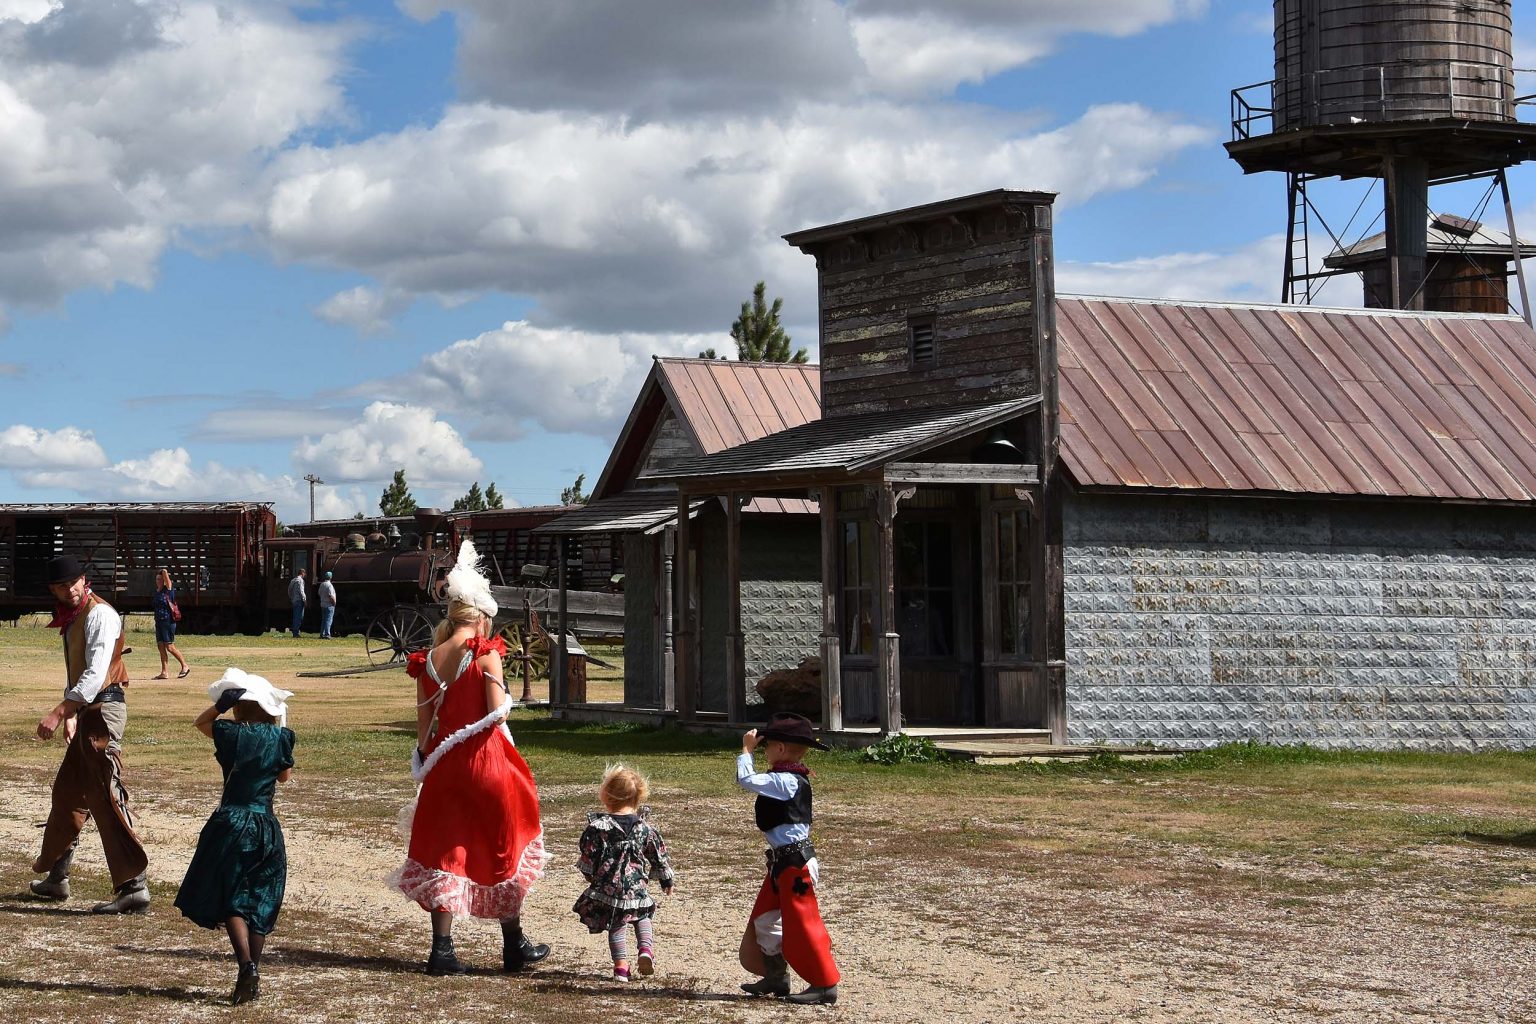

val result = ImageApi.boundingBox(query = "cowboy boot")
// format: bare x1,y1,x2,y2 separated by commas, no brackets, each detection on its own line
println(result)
786,983,839,1005
91,873,150,915
230,961,260,1005
426,934,469,976
741,953,790,998
29,846,74,900
501,920,551,973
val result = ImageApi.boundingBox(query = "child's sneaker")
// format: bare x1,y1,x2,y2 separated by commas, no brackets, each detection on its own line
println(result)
612,965,631,983
636,950,654,977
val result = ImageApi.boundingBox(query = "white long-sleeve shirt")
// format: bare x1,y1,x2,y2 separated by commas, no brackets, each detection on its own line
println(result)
736,752,810,848
63,603,122,704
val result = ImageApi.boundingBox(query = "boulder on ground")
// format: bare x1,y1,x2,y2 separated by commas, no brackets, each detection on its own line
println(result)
754,657,822,717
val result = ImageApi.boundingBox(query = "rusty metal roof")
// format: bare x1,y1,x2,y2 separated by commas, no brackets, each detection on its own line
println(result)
665,397,1039,483
1057,296,1536,503
653,357,821,453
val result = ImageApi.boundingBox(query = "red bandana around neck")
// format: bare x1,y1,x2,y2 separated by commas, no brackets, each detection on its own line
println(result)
771,760,812,778
46,582,93,635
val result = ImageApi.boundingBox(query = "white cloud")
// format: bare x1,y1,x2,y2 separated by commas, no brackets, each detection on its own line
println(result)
0,1,350,309
264,101,1208,333
0,1,53,24
292,401,483,485
378,321,713,440
0,423,109,468
313,285,412,336
1057,234,1288,305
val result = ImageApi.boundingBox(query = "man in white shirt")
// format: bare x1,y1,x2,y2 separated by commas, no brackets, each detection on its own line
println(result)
31,554,150,914
318,570,338,639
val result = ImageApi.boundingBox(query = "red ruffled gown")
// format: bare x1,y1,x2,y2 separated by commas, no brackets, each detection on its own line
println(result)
391,636,547,918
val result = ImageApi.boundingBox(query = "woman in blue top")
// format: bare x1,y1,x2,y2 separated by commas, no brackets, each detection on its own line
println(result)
151,568,189,679
175,669,295,1005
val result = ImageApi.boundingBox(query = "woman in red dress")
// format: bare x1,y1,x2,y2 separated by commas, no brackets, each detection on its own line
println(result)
390,541,550,975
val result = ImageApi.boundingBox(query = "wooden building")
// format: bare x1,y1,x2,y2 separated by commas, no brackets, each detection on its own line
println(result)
542,189,1536,750
534,357,823,711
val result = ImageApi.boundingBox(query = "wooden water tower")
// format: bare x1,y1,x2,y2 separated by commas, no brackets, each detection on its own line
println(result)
1227,0,1536,318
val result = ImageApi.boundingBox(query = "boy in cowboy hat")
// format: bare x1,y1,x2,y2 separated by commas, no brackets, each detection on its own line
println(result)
30,553,150,913
736,712,840,1005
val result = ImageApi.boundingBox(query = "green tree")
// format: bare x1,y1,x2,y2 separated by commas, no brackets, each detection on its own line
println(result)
452,481,487,512
697,347,726,359
561,473,589,505
731,281,806,363
379,469,418,516
484,482,505,509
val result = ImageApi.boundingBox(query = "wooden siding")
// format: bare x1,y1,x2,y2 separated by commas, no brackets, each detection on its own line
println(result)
636,410,697,479
815,209,1045,417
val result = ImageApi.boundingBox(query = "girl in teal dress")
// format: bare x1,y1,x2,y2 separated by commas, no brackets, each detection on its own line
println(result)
174,669,295,1006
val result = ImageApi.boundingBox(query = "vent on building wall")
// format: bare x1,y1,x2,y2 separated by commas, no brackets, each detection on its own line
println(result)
909,315,936,368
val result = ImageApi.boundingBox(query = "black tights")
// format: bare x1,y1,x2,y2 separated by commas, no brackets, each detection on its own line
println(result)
224,916,266,965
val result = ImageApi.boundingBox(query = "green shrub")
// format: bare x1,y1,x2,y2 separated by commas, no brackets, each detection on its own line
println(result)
860,733,945,765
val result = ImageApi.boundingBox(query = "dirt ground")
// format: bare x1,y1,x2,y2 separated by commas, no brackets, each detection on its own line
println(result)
0,623,1532,1023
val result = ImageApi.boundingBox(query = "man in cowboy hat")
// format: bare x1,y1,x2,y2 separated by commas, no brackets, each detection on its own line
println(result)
30,553,150,913
736,712,840,1005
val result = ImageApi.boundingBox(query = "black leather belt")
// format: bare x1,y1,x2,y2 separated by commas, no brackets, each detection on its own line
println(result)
92,685,126,704
764,838,816,875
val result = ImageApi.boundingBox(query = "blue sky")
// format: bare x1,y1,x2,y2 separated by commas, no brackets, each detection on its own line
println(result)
1,0,1532,520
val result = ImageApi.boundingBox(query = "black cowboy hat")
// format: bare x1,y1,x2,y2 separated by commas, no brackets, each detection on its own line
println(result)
47,554,86,585
760,712,828,751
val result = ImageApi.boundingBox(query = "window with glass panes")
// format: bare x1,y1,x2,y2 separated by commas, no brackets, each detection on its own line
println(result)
994,508,1032,657
897,520,954,657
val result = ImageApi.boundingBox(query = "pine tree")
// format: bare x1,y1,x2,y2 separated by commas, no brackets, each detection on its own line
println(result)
731,281,806,363
379,469,418,516
485,482,505,509
561,473,589,505
698,347,726,359
452,481,487,512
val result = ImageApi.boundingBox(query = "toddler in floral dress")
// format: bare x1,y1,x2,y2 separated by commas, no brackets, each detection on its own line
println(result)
572,765,675,982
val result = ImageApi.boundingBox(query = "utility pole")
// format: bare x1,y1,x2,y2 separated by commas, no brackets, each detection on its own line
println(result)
303,474,324,522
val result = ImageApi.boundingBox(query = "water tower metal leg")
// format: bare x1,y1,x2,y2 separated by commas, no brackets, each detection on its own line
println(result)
1384,156,1428,310
1498,169,1532,325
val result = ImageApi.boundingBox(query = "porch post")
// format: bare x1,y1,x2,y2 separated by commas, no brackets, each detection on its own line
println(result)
552,535,569,709
874,484,901,737
725,491,746,724
674,491,695,722
660,525,675,711
817,488,843,732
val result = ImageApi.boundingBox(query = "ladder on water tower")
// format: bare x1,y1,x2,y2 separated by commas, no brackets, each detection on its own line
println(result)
1284,171,1315,304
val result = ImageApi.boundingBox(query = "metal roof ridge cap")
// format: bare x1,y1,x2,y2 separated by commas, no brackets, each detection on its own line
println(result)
1058,293,1526,322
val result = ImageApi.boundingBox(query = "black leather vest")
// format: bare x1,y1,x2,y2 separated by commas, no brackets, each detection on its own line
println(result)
754,777,813,833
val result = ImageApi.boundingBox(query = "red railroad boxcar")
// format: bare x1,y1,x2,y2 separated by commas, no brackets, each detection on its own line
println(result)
0,502,276,632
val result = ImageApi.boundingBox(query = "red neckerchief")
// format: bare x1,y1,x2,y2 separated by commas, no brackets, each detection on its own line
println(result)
46,583,93,635
771,760,811,778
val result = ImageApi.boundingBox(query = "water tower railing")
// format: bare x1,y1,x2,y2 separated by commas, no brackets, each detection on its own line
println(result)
1231,80,1275,141
1232,64,1533,142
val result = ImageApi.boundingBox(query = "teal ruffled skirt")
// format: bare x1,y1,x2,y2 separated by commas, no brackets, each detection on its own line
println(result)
174,805,287,935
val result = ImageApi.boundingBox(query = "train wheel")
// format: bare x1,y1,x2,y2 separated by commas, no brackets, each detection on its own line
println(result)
499,620,550,701
366,605,434,665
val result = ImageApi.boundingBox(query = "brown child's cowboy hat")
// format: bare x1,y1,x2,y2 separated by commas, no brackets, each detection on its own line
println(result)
47,554,86,585
759,712,828,751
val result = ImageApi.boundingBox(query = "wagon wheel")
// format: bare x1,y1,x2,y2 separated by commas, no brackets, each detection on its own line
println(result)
499,618,550,702
366,605,435,665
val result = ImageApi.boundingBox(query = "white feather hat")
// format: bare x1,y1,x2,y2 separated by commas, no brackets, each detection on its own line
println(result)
445,538,498,619
208,667,292,726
